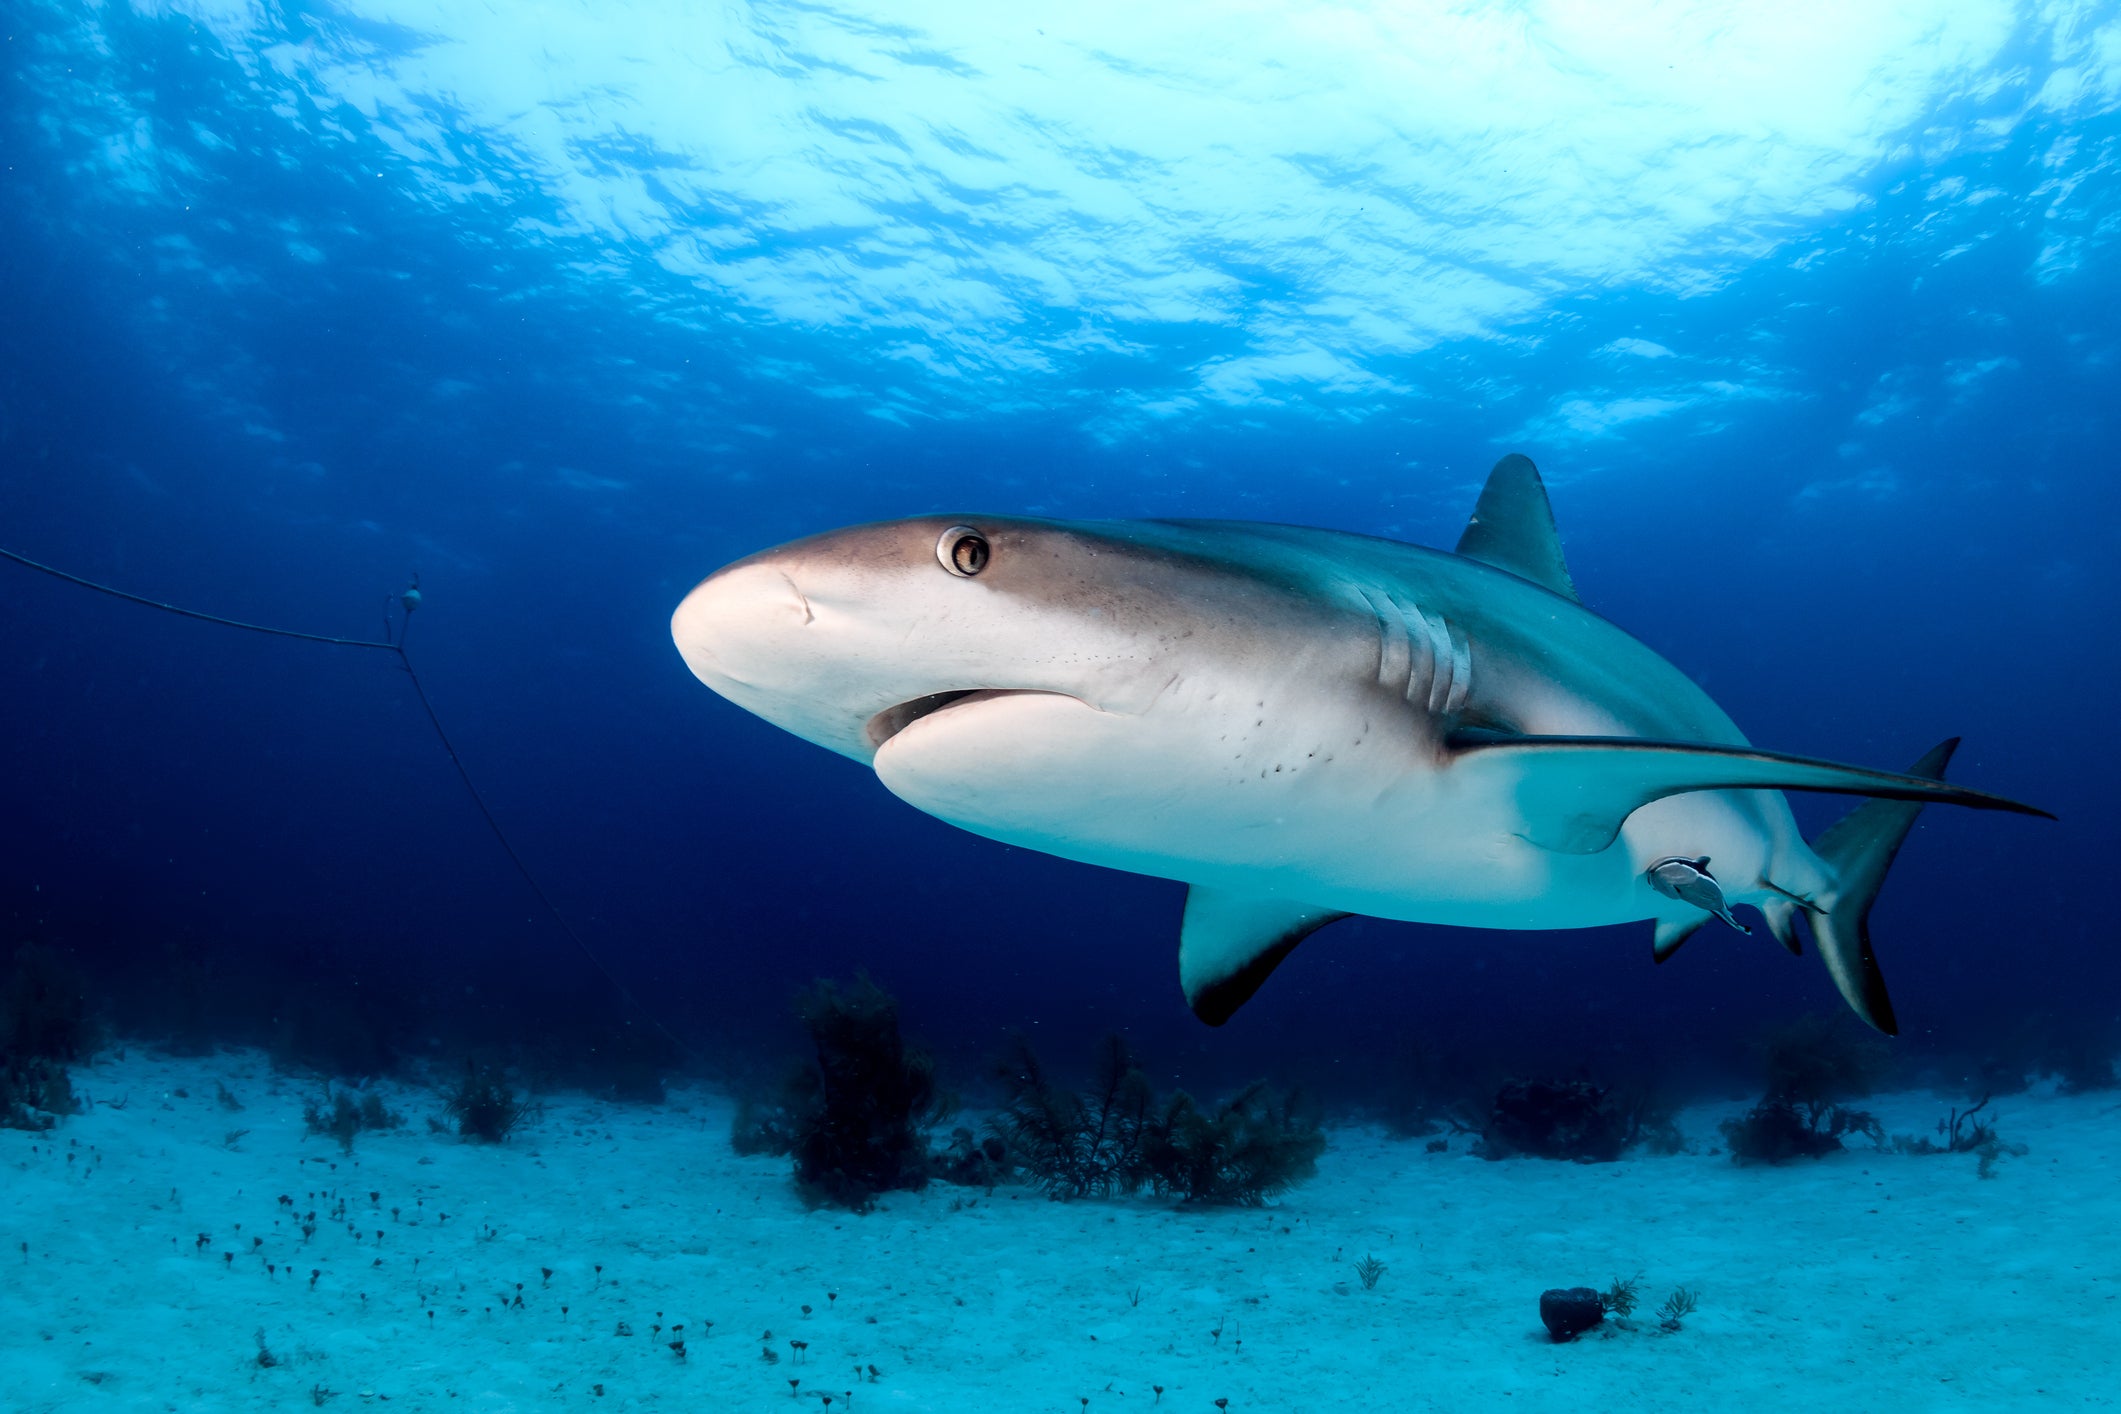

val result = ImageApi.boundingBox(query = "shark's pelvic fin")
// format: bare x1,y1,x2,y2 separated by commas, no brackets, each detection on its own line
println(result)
1447,729,2054,855
1651,914,1708,964
1454,453,1581,604
1804,738,1962,1036
1178,887,1347,1026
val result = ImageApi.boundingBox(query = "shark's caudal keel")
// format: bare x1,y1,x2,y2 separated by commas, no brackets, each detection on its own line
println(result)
673,457,2051,1034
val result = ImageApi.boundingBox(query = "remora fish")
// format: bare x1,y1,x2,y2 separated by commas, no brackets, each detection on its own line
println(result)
672,456,2049,1032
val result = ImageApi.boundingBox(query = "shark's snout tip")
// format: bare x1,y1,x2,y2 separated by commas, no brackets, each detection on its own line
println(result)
672,560,811,687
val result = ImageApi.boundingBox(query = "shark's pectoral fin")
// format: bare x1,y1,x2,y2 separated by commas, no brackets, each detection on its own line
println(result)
1652,915,1707,964
1447,730,2053,855
1179,888,1348,1026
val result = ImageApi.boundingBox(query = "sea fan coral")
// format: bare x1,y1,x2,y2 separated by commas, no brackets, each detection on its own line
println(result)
991,1033,1153,1200
1142,1081,1326,1206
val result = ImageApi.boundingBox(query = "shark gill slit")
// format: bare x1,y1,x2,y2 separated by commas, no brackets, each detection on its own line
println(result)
1442,616,1472,716
1410,601,1441,713
1418,604,1455,715
1365,587,1442,710
1374,589,1408,695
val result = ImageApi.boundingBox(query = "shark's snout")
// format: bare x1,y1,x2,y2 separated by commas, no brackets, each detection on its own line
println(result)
671,560,813,690
673,550,928,761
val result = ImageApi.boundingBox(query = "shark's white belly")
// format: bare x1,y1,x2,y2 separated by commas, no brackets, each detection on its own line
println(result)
872,685,1792,930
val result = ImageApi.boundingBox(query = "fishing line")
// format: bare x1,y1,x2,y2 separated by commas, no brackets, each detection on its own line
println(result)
0,545,399,649
1,543,699,1066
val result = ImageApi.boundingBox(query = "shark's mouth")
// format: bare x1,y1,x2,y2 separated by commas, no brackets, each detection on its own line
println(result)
866,689,1074,750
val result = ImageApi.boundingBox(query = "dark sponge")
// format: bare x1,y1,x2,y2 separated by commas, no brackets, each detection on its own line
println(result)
1539,1286,1605,1342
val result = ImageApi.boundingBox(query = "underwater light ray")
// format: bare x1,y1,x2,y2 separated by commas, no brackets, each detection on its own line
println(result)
0,541,700,1065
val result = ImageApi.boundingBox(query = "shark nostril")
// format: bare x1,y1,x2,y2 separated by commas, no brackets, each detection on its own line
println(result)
780,572,814,625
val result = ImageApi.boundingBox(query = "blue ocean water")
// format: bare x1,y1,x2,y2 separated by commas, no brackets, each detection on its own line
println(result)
3,1,2115,1131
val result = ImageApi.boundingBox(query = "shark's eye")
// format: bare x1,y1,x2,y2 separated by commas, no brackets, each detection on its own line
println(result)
937,525,991,578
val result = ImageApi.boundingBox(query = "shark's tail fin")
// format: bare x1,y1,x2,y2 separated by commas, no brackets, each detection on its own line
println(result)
1804,738,1960,1036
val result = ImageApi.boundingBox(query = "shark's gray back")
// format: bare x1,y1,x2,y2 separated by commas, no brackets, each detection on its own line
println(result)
1101,516,1750,748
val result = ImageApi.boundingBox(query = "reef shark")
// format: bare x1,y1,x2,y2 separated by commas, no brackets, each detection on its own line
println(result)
672,456,2048,1033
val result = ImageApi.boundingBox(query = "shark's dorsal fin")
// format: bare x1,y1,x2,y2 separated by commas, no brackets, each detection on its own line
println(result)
1454,454,1581,604
1178,887,1347,1026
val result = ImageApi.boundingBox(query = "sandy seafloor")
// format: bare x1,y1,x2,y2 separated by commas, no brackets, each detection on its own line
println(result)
3,1048,2116,1412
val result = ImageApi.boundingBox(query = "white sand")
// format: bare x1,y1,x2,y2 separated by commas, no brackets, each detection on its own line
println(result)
4,1048,2115,1412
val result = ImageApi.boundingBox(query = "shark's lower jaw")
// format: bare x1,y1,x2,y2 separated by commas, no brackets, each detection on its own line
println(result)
865,689,1080,750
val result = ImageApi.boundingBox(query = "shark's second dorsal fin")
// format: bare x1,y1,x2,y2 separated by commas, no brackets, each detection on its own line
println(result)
1178,887,1347,1026
1454,453,1580,604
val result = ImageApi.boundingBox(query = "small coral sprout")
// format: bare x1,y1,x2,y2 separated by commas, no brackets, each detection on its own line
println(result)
302,1087,402,1154
1353,1254,1387,1291
444,1061,533,1143
1599,1272,1641,1318
1657,1286,1700,1332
